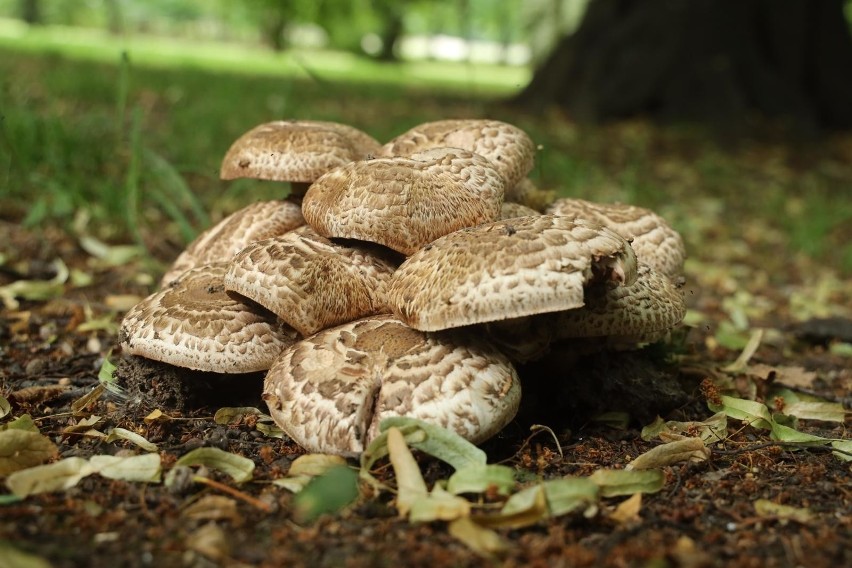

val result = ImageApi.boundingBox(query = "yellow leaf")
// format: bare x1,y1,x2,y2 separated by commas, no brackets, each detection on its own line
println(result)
448,517,508,557
609,493,642,524
387,427,427,517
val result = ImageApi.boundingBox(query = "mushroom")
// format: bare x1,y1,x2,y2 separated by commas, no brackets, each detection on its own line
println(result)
121,263,298,373
160,200,305,287
301,147,505,255
388,215,638,331
504,178,556,212
546,198,686,278
500,201,541,220
263,315,521,455
380,119,535,190
220,119,382,198
555,263,686,348
224,225,400,337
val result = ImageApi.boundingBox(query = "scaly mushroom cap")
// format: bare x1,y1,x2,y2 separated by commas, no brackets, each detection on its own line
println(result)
263,315,521,456
224,226,399,337
220,120,382,182
301,147,505,255
555,264,686,343
388,215,638,331
121,264,297,373
546,198,685,278
380,119,535,190
161,200,305,287
500,201,541,220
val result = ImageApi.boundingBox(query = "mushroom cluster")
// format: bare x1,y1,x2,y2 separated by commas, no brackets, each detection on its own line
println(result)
120,118,686,456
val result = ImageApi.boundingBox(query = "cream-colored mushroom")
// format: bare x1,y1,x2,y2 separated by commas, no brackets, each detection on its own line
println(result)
161,200,305,287
220,119,382,197
555,263,686,347
263,315,521,456
388,215,638,331
224,226,399,337
120,263,298,373
380,119,535,190
546,198,685,278
302,147,505,255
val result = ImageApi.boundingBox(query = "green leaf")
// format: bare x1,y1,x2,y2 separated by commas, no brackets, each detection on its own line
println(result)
97,356,118,386
105,427,158,452
709,396,773,430
589,469,665,497
769,423,828,444
1,414,39,433
293,465,359,524
641,412,728,444
379,417,487,471
78,235,145,266
272,454,347,493
5,458,95,497
89,453,162,482
0,430,58,475
831,440,852,462
447,464,515,496
0,540,53,568
174,447,255,483
782,401,846,423
0,395,10,419
540,477,599,517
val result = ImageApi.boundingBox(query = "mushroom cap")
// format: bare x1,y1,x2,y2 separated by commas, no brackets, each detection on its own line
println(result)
500,201,541,220
555,263,686,342
121,263,298,373
504,178,556,212
161,200,305,287
220,120,382,182
224,226,399,337
546,198,685,278
301,147,505,255
263,315,521,456
380,119,535,190
388,215,638,331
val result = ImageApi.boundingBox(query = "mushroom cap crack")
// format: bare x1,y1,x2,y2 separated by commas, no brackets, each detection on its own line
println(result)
263,316,521,455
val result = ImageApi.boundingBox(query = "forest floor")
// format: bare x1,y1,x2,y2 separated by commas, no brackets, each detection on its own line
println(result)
1,47,851,568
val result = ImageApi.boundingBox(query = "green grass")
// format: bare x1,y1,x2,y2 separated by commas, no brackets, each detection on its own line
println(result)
0,21,850,276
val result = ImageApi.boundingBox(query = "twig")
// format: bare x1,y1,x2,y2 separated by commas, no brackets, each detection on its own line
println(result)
192,476,272,512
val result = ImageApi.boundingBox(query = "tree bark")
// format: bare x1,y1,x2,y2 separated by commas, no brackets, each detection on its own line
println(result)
514,0,852,130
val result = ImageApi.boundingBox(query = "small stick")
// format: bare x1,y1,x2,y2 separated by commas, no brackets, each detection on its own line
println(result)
192,476,272,512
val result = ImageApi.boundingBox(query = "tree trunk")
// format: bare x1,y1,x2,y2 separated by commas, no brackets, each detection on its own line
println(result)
19,0,41,25
513,0,852,130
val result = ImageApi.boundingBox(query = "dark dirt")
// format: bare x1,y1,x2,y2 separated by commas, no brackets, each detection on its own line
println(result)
0,219,850,568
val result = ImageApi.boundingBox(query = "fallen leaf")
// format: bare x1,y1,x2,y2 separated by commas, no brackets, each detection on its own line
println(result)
272,454,347,493
71,385,105,415
0,540,53,568
475,484,549,529
541,477,599,517
89,453,162,482
181,495,242,524
447,464,515,496
143,409,171,423
628,438,709,470
409,483,472,522
1,414,39,432
185,522,231,562
62,415,103,435
379,417,487,471
388,426,428,517
782,401,846,423
174,447,255,483
723,329,764,372
831,440,852,462
753,499,813,523
747,364,817,389
105,427,158,452
10,385,68,404
6,457,95,497
0,430,59,475
609,493,642,524
213,407,264,425
447,517,508,557
0,395,10,419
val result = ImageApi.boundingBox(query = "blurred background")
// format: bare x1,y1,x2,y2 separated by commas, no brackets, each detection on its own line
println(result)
0,1,850,339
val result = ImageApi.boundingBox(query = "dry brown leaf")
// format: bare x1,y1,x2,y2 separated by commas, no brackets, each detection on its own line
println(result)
10,385,68,404
628,437,709,470
609,493,642,524
186,522,231,562
182,495,243,525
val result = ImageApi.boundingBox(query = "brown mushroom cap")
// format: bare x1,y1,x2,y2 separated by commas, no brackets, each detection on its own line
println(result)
500,201,541,220
380,119,535,190
161,200,305,287
301,147,505,255
388,215,638,331
545,198,685,278
220,120,382,182
556,263,686,343
224,226,399,337
263,315,521,455
121,264,297,373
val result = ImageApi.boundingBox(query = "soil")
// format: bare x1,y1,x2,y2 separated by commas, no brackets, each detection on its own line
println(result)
0,216,850,568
